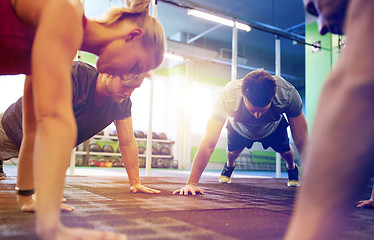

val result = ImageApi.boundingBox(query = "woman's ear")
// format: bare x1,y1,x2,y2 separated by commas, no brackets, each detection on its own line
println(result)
125,28,144,41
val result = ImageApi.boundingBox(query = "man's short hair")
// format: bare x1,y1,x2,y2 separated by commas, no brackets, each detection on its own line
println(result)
241,69,276,107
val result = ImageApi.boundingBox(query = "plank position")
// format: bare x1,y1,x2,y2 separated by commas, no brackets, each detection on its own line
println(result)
0,0,165,238
0,61,161,212
173,69,308,196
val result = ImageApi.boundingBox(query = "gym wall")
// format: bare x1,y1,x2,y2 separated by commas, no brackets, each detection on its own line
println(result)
305,22,342,130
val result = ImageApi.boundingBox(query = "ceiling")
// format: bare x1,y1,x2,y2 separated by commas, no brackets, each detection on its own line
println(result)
85,0,307,91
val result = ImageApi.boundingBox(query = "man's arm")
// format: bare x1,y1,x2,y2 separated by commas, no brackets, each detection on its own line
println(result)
173,117,226,195
115,117,160,194
288,113,308,157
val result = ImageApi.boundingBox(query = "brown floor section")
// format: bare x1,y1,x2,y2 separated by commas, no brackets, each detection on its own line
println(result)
1,175,374,239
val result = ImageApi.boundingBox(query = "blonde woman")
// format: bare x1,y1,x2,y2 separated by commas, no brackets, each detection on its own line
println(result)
0,0,165,239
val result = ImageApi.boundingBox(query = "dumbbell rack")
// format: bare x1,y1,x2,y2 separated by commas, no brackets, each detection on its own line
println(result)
75,135,175,166
135,138,175,159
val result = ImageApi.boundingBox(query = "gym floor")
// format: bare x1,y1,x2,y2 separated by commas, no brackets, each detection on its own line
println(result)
1,165,374,240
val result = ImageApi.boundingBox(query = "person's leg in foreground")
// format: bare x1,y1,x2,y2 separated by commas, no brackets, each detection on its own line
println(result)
285,0,374,239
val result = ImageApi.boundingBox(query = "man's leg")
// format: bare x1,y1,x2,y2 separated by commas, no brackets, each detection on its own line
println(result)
0,161,5,180
0,112,21,180
279,144,295,170
279,145,299,187
219,149,243,183
219,124,250,183
264,116,298,186
285,1,374,238
227,149,243,167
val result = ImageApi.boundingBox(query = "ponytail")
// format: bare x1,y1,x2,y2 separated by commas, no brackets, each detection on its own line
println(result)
95,0,166,69
125,0,149,14
95,0,150,25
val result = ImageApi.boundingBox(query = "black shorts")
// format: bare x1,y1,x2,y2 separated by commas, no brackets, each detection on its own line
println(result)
226,116,291,153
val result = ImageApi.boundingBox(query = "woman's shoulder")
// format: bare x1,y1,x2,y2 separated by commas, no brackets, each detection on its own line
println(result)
11,0,84,29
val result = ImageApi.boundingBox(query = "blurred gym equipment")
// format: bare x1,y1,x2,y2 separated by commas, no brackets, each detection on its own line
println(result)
157,132,167,140
159,145,171,155
102,145,114,153
89,143,102,152
134,130,146,138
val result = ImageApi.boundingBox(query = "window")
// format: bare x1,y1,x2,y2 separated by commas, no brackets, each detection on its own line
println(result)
131,77,168,133
0,75,25,112
190,83,226,135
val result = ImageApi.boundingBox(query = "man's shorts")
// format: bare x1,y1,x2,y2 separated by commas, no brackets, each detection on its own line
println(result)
226,116,291,153
0,113,19,161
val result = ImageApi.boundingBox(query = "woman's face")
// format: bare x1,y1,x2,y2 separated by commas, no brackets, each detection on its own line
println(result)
96,36,156,76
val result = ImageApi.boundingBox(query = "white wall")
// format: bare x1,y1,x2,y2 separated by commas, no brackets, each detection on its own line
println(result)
0,75,25,113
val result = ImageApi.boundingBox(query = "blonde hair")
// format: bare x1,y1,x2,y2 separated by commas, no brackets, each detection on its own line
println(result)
95,0,166,69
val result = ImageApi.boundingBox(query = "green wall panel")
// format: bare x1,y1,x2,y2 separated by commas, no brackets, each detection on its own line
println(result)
190,147,227,163
305,22,333,130
75,51,98,66
305,23,343,130
251,150,277,164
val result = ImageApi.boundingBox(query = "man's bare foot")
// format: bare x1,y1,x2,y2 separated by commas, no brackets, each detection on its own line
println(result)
17,195,74,212
38,224,127,240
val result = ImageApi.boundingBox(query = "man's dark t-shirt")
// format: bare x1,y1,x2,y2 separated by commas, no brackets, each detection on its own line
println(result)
1,61,132,148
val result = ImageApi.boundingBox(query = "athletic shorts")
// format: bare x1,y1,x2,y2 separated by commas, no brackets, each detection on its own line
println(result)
226,116,291,153
0,113,19,160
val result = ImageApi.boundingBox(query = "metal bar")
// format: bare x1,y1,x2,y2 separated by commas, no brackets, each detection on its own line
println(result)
182,61,191,169
69,148,76,175
151,0,158,18
275,36,281,76
275,36,281,178
276,153,281,178
145,76,154,176
187,24,222,44
285,22,305,33
145,79,153,177
231,21,238,81
145,0,158,176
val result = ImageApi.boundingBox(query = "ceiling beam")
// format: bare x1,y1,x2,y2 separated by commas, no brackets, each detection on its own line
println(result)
187,24,222,44
285,22,305,34
158,0,318,48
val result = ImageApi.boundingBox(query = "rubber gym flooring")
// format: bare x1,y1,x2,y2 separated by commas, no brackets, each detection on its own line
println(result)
1,167,374,240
